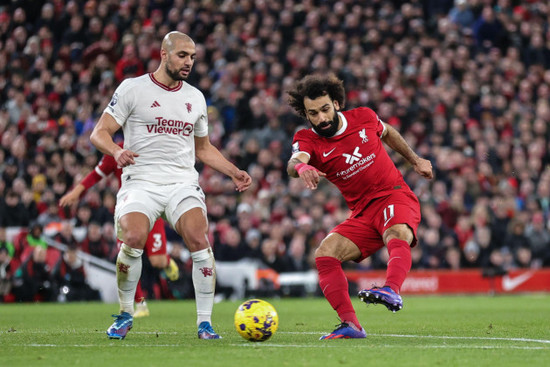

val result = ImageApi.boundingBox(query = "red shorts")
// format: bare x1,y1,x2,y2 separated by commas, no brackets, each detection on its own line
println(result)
116,218,167,257
331,190,421,262
144,218,167,257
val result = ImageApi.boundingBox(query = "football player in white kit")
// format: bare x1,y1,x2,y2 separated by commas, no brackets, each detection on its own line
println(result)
90,31,252,340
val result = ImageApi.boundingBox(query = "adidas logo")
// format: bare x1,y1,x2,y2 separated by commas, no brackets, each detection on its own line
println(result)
151,101,161,108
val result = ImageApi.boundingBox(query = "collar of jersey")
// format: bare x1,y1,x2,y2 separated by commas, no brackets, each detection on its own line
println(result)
149,73,183,92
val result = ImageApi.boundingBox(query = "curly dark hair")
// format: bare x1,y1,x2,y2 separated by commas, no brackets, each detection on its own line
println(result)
286,74,346,118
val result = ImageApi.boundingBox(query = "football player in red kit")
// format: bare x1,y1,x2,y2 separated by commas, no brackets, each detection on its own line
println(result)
286,74,433,339
59,142,179,317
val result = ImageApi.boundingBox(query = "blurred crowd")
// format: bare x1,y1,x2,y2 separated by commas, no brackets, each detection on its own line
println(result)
1,0,550,301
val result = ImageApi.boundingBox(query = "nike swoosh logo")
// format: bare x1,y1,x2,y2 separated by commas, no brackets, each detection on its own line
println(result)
323,148,336,157
502,271,535,291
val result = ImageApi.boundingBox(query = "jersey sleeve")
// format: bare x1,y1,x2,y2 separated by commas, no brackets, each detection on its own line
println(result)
81,154,117,189
80,170,103,190
104,79,136,127
193,89,208,137
291,130,313,160
365,108,385,137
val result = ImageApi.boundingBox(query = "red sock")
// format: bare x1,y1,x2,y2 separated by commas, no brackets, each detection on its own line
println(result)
384,239,412,293
315,256,361,329
135,280,145,303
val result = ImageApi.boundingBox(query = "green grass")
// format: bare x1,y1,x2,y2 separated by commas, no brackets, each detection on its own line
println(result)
1,295,549,366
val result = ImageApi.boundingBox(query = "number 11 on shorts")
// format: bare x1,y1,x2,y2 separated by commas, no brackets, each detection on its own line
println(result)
383,204,394,227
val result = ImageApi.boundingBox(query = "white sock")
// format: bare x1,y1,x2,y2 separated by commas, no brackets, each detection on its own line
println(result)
116,243,143,315
191,248,216,326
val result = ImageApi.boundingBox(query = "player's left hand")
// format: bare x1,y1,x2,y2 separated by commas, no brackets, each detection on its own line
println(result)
232,170,252,192
413,158,433,179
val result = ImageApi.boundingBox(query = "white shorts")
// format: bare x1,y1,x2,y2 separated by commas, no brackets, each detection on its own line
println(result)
114,180,206,238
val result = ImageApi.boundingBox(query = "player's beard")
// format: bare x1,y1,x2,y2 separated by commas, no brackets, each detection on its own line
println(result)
165,62,188,81
310,112,340,137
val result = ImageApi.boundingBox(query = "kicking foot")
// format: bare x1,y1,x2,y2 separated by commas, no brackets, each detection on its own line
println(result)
358,286,403,312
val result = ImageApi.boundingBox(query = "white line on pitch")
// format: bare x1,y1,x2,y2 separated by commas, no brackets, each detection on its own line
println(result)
231,344,546,350
278,332,550,344
4,331,550,346
9,343,546,350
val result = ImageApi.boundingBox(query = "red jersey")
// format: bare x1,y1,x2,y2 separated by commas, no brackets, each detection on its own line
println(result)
81,142,123,189
292,107,411,216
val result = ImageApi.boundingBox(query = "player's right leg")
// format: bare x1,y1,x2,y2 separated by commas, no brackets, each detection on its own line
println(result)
315,233,366,339
107,211,149,339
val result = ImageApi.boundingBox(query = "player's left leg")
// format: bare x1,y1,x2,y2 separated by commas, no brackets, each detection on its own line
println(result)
173,207,221,339
359,191,420,312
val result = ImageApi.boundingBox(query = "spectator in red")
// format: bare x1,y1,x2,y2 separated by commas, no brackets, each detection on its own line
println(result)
114,43,144,82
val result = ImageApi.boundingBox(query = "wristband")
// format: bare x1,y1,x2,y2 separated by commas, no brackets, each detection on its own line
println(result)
295,162,315,175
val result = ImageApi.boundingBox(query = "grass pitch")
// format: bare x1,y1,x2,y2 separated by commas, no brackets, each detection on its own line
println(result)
1,294,549,367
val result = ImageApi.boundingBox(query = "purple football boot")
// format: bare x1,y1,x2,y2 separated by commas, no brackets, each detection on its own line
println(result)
358,286,403,312
320,322,367,340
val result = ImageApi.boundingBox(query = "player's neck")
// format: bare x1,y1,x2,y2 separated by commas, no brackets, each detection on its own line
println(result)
152,70,181,89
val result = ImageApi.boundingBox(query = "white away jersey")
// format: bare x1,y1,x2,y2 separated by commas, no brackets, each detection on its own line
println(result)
104,73,208,185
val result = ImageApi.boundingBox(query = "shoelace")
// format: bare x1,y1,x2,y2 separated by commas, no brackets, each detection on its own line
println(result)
200,325,215,333
112,314,131,323
332,322,350,330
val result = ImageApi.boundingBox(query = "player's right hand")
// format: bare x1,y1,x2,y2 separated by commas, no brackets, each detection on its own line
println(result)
232,169,252,192
59,191,79,207
296,163,326,190
114,149,139,167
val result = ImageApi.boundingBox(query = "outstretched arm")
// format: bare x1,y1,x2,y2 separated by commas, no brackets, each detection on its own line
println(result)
381,122,433,179
287,152,326,190
195,135,252,192
59,183,86,207
59,157,114,207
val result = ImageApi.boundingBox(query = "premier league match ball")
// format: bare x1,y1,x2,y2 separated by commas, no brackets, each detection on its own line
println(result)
234,299,279,342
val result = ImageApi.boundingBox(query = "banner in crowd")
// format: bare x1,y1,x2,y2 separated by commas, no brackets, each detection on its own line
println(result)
345,268,550,294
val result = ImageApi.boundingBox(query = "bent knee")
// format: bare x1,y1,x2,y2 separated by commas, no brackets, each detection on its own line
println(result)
122,229,148,248
383,224,414,244
184,234,210,252
314,234,360,262
149,255,168,269
314,244,333,259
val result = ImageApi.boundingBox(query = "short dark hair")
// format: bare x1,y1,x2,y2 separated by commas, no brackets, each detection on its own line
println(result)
286,74,346,118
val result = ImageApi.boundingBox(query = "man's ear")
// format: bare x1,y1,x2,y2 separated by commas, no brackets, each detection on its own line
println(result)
333,100,340,111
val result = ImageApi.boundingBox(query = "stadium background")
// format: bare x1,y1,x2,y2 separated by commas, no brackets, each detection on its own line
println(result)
1,0,549,302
